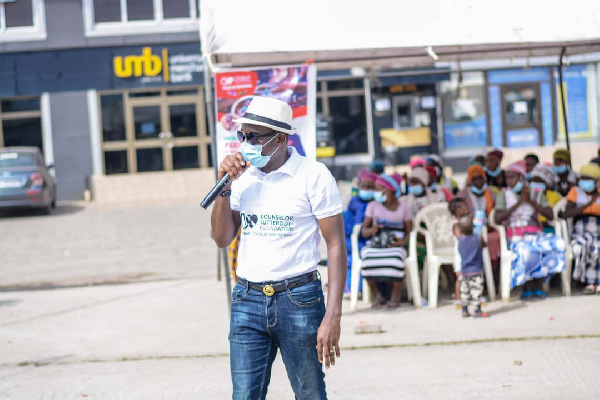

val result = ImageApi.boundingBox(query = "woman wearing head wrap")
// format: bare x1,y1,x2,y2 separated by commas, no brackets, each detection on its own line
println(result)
485,149,507,192
360,174,413,308
403,167,446,217
494,161,566,300
426,154,459,194
530,164,562,233
457,165,501,288
561,163,600,294
426,165,453,201
524,153,540,182
343,171,379,292
552,149,579,197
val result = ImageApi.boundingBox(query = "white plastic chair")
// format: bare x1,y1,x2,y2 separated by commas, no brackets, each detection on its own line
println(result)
412,203,457,308
489,202,572,301
553,198,573,296
350,223,422,310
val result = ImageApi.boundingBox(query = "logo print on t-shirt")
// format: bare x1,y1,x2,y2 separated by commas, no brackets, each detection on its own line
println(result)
241,213,258,229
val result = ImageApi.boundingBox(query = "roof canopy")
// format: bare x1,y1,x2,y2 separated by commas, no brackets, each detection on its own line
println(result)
200,0,600,70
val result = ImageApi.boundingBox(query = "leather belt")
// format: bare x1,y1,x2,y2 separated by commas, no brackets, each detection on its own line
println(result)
239,271,319,297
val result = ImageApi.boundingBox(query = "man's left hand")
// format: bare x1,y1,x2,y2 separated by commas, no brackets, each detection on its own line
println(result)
316,315,341,369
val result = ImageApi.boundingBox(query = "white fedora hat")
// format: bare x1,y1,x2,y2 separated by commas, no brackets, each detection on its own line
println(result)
233,96,297,134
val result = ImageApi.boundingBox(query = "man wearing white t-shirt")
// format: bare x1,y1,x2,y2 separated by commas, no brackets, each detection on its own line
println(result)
210,96,346,399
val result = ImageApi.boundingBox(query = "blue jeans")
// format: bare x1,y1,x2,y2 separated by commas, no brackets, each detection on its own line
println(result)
229,275,327,399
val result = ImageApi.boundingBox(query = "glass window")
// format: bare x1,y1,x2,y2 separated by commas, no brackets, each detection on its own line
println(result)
504,86,538,127
100,94,126,142
440,71,488,149
172,146,199,170
1,98,40,113
94,0,121,23
327,80,364,91
104,150,128,174
170,104,197,137
163,0,190,19
206,143,213,168
316,97,323,114
129,91,161,98
329,96,368,155
136,148,163,172
126,0,154,21
166,89,198,96
2,118,44,153
4,0,34,28
133,105,161,139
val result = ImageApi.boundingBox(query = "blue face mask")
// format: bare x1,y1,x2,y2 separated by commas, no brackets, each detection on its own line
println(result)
373,191,387,203
240,134,279,168
579,179,596,193
429,183,437,191
409,185,424,196
553,164,568,175
470,183,487,195
358,190,374,201
486,166,502,177
530,182,546,192
512,181,524,193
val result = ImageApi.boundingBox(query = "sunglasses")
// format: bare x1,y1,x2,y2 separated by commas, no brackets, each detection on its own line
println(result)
237,130,279,144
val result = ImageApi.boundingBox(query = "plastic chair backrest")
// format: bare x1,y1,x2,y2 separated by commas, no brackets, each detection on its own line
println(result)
553,197,571,238
414,203,455,252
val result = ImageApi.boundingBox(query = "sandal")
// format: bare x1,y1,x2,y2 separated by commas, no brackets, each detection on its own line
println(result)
582,285,596,295
533,290,547,300
385,301,400,309
520,291,533,300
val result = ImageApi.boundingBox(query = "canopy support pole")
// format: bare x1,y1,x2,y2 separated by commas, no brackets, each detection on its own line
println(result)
558,47,572,167
203,53,232,308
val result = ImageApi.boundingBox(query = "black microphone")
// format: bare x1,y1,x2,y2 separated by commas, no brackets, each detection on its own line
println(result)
200,173,231,209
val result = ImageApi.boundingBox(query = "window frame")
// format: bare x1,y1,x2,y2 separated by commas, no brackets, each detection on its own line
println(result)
83,0,199,37
0,0,46,43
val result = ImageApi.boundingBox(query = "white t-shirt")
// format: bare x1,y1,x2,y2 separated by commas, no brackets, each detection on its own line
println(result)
230,147,343,282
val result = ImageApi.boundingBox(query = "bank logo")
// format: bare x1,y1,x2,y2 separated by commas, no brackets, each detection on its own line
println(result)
241,213,258,229
113,47,169,82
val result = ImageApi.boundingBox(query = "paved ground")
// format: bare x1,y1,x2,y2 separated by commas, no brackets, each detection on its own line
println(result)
1,203,599,399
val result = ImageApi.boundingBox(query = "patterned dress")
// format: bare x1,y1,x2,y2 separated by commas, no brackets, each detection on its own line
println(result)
495,189,566,288
567,187,600,284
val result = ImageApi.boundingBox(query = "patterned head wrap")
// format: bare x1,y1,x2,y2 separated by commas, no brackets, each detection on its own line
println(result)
376,174,402,197
505,160,526,175
358,170,379,183
409,167,429,186
531,164,554,187
580,163,600,179
553,149,570,162
467,165,486,182
410,157,426,169
487,149,503,160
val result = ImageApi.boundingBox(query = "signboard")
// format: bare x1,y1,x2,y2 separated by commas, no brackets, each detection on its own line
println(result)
214,64,317,163
0,42,204,97
555,64,594,139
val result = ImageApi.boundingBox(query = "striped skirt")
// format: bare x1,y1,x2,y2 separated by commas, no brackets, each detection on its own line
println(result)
572,216,600,285
360,245,407,280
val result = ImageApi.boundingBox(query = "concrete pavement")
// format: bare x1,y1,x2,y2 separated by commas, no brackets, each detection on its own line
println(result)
1,202,599,398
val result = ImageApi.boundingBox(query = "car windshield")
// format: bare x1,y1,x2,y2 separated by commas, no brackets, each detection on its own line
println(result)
0,152,36,168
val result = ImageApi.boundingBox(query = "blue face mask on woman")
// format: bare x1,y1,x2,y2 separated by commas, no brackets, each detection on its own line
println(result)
486,166,502,177
409,185,424,196
512,181,524,193
373,191,387,203
579,179,596,193
358,190,374,201
240,134,279,168
530,182,546,192
553,164,568,175
471,183,487,195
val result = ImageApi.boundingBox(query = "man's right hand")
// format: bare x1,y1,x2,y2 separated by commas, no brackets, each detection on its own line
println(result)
218,153,251,183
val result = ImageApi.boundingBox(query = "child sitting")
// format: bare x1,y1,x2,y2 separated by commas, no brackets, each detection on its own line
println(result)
457,214,489,318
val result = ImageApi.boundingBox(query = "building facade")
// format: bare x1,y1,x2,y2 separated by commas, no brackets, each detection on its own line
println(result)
2,1,599,204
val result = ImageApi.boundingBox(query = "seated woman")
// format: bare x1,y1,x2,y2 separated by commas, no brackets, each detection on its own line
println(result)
494,161,566,300
561,163,600,294
403,167,447,217
457,165,500,291
530,164,562,233
360,174,412,309
343,171,378,292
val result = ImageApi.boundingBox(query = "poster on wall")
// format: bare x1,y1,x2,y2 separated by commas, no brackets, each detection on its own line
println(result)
214,64,317,164
555,64,595,140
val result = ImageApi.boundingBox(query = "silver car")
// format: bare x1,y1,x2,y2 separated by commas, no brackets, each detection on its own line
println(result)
0,147,57,215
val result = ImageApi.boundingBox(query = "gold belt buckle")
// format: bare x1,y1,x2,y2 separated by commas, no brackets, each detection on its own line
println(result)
262,284,275,297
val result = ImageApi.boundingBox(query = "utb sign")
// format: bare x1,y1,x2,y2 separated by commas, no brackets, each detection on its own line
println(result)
113,47,169,81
